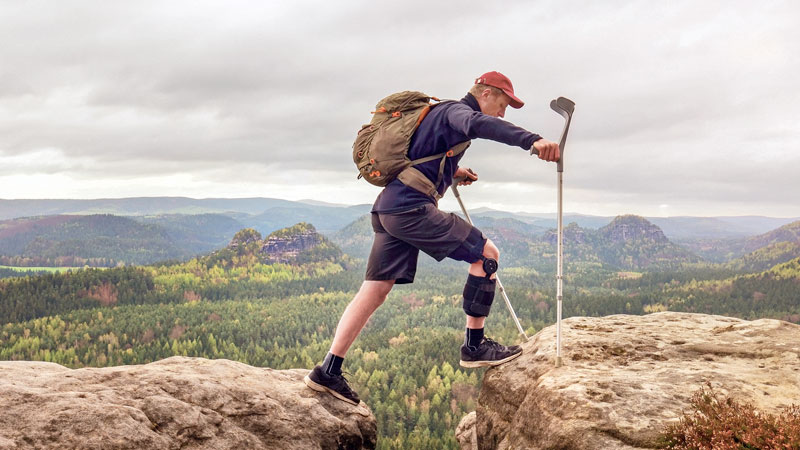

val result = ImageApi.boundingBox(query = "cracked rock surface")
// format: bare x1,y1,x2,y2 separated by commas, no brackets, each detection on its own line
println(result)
457,312,800,450
0,356,375,449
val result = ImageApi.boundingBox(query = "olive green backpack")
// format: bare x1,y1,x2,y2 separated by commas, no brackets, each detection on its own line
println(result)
352,91,470,199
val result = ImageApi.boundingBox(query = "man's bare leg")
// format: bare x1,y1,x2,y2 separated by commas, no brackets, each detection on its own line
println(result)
330,279,395,357
305,279,395,405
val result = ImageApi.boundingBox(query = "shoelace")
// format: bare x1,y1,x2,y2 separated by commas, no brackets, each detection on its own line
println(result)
482,337,504,349
335,371,356,394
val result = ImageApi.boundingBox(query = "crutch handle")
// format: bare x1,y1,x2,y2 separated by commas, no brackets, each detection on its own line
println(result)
452,168,477,185
550,97,575,173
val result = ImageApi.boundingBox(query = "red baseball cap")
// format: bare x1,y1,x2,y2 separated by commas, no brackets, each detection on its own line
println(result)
474,71,524,108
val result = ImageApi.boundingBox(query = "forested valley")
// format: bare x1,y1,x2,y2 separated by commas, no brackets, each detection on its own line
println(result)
1,219,799,449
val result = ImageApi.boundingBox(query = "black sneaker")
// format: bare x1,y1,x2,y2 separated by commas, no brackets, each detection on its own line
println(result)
460,337,522,368
304,365,361,405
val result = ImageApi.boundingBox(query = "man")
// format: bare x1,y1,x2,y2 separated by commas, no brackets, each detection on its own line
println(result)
304,71,560,405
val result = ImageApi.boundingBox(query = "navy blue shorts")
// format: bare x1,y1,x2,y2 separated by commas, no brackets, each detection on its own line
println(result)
365,203,487,284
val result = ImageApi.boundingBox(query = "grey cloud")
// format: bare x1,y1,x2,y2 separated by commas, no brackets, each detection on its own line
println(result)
1,1,798,215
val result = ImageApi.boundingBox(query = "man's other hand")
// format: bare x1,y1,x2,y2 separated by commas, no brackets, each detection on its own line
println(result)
454,167,478,185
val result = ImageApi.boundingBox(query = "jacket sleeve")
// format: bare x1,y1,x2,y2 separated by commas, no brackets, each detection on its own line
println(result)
445,104,541,150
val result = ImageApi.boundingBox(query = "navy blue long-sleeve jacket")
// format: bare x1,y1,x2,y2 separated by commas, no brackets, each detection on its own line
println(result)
372,93,541,213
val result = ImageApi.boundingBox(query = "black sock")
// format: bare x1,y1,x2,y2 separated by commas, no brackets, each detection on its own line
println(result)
465,327,484,351
322,352,344,376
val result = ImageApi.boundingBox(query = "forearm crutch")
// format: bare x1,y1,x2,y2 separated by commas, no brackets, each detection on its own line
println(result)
451,180,529,341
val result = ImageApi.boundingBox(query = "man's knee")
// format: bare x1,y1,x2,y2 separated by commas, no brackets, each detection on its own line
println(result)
471,239,499,278
360,280,395,304
482,239,500,261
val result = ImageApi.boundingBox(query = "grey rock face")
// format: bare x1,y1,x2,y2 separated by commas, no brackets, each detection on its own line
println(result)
457,312,800,450
600,215,668,244
0,356,376,450
262,231,321,263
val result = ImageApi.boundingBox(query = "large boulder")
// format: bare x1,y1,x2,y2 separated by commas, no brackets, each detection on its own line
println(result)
0,356,376,449
457,312,800,450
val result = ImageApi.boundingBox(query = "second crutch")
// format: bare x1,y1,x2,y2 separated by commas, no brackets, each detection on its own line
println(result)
548,96,575,367
451,177,529,342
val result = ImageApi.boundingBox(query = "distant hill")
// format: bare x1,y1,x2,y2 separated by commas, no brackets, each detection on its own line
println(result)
243,204,371,235
648,216,798,239
0,214,249,267
2,202,796,271
2,198,796,239
526,215,700,270
723,221,800,271
594,215,700,269
328,214,373,258
470,216,547,237
742,220,800,252
679,220,800,267
466,209,614,230
136,214,245,254
0,215,187,266
330,213,699,271
464,209,799,238
328,213,547,265
0,197,303,219
725,241,800,273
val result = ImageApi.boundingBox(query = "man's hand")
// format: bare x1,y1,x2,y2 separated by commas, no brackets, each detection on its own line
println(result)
454,167,478,186
532,139,560,162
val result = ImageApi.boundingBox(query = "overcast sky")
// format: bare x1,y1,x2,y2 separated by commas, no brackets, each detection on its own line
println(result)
1,0,798,217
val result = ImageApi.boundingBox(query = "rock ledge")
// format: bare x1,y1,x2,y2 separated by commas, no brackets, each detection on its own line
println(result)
458,312,800,450
0,356,376,449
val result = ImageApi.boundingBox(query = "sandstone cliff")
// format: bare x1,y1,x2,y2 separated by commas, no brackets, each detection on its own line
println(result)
262,227,322,264
457,312,800,450
599,215,669,244
222,223,344,266
0,356,376,449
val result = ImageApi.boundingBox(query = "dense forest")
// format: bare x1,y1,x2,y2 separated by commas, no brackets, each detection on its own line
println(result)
1,220,799,449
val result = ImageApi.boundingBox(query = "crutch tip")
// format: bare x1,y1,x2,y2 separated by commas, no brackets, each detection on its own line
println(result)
555,356,563,367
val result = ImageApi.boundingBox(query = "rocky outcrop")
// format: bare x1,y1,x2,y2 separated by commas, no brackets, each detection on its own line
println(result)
595,216,699,269
600,215,668,244
457,312,800,450
544,222,589,246
0,356,376,450
255,222,338,264
262,230,321,263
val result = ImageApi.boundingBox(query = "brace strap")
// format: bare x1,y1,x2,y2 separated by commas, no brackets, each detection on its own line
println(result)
463,274,496,317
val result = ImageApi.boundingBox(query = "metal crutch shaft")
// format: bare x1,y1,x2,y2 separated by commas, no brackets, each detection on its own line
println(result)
451,180,529,341
550,96,575,368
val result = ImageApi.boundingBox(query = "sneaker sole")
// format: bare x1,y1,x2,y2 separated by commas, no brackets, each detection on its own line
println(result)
303,374,360,406
459,350,522,368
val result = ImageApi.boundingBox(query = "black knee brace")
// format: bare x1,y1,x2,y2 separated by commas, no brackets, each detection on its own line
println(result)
462,274,496,317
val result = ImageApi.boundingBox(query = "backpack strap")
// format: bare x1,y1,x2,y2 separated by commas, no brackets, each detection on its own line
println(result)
431,140,470,193
396,140,472,202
